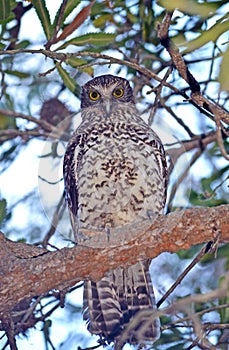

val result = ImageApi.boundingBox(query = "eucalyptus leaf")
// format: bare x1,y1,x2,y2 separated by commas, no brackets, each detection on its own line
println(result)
57,32,116,50
0,198,7,227
219,45,229,92
184,19,229,53
57,64,80,96
53,0,82,29
0,0,11,20
66,57,93,76
4,70,31,79
159,0,218,17
32,0,53,40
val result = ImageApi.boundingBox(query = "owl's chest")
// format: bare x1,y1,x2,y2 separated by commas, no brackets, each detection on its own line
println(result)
75,127,163,230
80,127,154,187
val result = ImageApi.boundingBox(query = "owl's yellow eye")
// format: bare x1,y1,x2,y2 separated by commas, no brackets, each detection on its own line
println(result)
113,88,124,98
89,91,100,101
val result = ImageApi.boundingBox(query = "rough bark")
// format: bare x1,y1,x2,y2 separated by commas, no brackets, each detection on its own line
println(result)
0,205,228,315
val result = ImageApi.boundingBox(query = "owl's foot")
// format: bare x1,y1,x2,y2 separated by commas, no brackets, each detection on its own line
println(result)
146,210,158,222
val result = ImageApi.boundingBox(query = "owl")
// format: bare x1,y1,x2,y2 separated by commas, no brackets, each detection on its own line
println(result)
63,74,167,348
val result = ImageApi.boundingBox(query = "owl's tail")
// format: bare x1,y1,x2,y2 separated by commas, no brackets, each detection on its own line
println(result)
83,260,160,348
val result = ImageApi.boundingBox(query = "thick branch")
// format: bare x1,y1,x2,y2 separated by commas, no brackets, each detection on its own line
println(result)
0,205,228,315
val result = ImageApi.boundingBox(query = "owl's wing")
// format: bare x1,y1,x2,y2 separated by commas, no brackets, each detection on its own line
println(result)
136,125,168,207
63,134,84,238
149,132,168,205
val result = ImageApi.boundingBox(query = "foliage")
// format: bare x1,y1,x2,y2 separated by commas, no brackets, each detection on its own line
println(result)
0,0,228,349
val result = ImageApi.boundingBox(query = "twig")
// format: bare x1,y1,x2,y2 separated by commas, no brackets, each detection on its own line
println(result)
157,241,216,308
1,315,18,350
0,48,224,122
41,192,66,248
157,11,201,93
167,148,202,208
148,66,173,125
45,0,69,50
0,127,69,142
156,11,229,128
0,109,54,132
163,104,195,138
167,131,217,162
162,304,229,329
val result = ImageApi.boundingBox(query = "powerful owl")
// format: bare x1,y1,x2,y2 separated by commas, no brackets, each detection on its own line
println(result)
63,74,167,348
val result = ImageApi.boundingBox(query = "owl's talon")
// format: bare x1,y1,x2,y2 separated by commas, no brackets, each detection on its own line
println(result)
105,225,111,242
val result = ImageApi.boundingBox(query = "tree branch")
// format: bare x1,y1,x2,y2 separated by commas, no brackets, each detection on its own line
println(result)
157,11,229,128
0,109,70,142
0,205,228,315
1,47,229,126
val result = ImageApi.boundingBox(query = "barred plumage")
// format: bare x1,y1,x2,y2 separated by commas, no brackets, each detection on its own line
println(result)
63,75,167,348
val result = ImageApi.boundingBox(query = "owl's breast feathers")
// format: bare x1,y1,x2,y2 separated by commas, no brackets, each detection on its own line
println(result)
63,118,167,239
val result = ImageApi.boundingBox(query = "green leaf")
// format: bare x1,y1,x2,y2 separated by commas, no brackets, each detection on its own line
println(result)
56,64,80,96
0,0,16,23
0,13,14,25
32,0,53,40
93,14,113,28
0,114,17,129
90,2,106,18
4,69,31,79
176,245,202,259
66,57,87,67
53,0,81,29
219,45,229,92
184,19,229,53
159,0,218,17
66,57,93,76
0,199,7,227
54,2,94,43
189,189,227,207
0,0,11,20
126,12,138,25
14,39,31,49
57,32,116,50
201,245,229,266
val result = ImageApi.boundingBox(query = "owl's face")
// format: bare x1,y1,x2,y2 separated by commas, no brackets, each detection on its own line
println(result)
80,75,135,115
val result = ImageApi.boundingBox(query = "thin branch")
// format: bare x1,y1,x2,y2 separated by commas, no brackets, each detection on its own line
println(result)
163,104,195,138
167,131,217,165
0,109,54,131
1,316,18,350
116,272,229,350
0,126,69,142
41,192,67,248
148,66,173,125
162,305,229,330
157,241,218,308
45,0,68,50
0,109,71,141
167,148,202,208
156,11,229,128
1,48,228,125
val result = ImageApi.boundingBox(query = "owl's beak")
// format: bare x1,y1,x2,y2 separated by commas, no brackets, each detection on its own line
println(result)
103,98,112,117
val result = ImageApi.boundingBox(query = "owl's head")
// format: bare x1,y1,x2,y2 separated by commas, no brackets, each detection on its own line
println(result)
80,75,135,114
